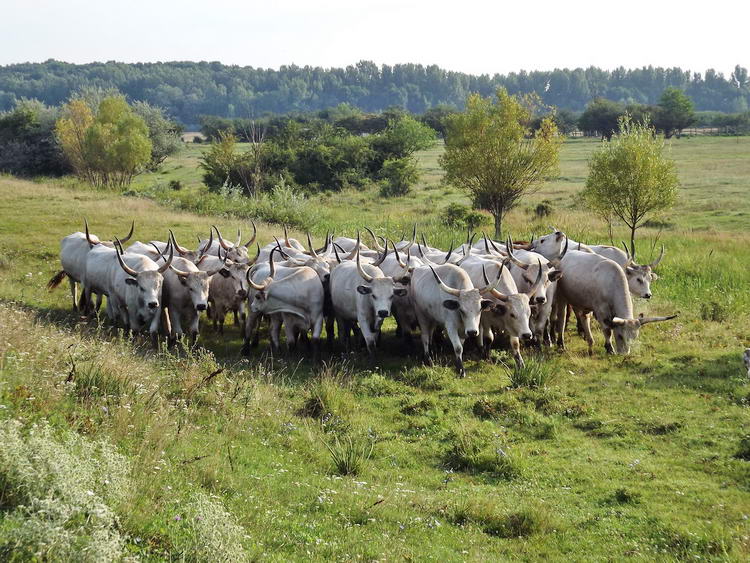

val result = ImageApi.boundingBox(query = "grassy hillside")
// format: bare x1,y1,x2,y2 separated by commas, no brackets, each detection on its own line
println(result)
0,135,749,560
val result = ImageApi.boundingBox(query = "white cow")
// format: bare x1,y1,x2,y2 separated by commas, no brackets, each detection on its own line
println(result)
553,250,676,355
329,245,406,356
410,263,497,376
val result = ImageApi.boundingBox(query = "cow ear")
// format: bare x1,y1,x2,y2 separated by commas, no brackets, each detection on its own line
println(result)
494,303,508,315
125,278,137,286
548,270,563,282
556,232,564,241
219,268,231,278
398,275,411,285
480,299,494,311
393,287,408,297
442,299,460,310
650,272,659,281
356,285,372,295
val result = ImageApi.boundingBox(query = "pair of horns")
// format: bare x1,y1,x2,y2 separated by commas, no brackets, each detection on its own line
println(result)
115,235,172,276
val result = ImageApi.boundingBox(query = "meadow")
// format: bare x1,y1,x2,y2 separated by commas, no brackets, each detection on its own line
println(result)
0,136,749,561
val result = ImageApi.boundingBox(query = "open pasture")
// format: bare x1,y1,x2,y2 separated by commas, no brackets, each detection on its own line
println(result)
0,136,749,560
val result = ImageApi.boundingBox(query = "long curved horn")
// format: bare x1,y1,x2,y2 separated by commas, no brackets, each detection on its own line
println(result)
480,263,505,296
198,228,214,258
482,232,491,254
283,225,292,248
245,266,268,292
417,242,434,265
637,312,678,326
344,231,361,261
332,241,342,264
243,220,257,248
620,241,634,267
442,241,455,265
272,237,291,259
506,236,529,270
246,243,261,267
525,259,544,297
269,246,277,279
119,220,135,244
307,232,319,258
429,265,461,297
393,240,407,269
456,241,471,266
205,249,229,277
170,264,192,278
316,231,331,255
169,230,190,255
114,237,139,277
356,245,373,283
84,217,97,248
405,224,416,250
371,241,388,267
213,226,233,250
365,227,385,252
421,233,430,251
156,243,174,274
649,245,665,268
430,266,461,297
234,228,242,248
489,237,505,255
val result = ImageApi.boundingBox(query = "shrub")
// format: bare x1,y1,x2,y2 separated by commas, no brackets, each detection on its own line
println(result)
439,202,490,231
168,179,183,190
181,492,249,562
192,136,203,143
449,500,559,538
700,300,728,322
323,434,375,476
0,420,130,561
379,157,420,197
535,199,553,218
735,435,750,461
444,426,523,479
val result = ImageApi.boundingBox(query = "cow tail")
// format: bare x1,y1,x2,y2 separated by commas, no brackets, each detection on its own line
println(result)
47,270,67,290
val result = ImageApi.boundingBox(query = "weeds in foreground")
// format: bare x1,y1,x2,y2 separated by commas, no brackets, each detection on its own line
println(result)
508,358,556,388
448,499,560,538
323,434,374,476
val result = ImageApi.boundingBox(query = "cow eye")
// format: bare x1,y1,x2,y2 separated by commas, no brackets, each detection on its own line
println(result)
510,313,516,319
637,279,643,284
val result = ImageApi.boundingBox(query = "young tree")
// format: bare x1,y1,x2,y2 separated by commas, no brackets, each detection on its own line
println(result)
582,115,678,255
56,99,95,183
439,88,562,238
131,100,182,170
653,87,696,138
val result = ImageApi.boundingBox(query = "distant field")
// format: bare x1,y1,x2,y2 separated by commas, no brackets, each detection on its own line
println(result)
0,135,749,560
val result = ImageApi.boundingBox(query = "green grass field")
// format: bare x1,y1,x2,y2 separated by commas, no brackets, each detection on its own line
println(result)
0,136,749,561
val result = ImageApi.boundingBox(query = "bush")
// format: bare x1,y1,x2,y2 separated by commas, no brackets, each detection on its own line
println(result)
192,136,203,143
180,492,249,562
379,157,420,197
168,179,183,190
700,300,728,322
440,202,490,231
0,420,130,560
735,435,750,461
444,425,523,479
535,199,553,218
449,500,559,538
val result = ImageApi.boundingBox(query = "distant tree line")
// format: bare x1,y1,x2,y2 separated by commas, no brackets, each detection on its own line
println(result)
1,60,749,126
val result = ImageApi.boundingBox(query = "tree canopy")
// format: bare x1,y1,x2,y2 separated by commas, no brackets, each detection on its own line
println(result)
440,89,562,238
582,116,679,254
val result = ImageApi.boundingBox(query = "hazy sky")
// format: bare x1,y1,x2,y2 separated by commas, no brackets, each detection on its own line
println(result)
1,0,747,76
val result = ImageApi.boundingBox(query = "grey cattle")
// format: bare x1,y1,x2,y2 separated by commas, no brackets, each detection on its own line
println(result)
410,263,498,376
553,250,676,355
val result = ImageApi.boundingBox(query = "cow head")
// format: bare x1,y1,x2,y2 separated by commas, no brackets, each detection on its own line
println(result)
171,263,214,312
608,312,678,354
429,265,499,338
622,243,663,299
480,262,544,340
115,241,172,323
355,247,405,330
530,229,567,261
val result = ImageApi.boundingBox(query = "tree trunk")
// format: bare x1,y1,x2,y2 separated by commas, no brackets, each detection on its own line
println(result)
493,212,502,240
630,225,637,258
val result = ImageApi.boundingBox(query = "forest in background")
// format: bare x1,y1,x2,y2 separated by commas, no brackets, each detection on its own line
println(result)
1,60,749,126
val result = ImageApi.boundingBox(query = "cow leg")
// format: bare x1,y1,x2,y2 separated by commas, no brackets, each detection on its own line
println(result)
447,329,466,377
149,309,163,349
554,298,567,350
415,312,434,366
268,315,282,355
511,336,525,370
579,311,595,356
601,323,614,355
168,307,183,341
311,315,324,364
68,277,78,311
284,321,297,355
480,320,494,360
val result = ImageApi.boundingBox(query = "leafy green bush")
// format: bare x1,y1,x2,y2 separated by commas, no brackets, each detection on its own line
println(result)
439,202,490,231
535,199,553,218
379,157,419,197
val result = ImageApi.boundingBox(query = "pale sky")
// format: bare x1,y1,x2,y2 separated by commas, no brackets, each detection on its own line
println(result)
1,0,747,76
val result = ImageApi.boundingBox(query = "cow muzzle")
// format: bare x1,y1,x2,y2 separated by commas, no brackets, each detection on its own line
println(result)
237,289,247,299
535,296,546,304
643,293,652,299
466,329,478,337
196,303,207,311
377,309,390,319
148,301,159,310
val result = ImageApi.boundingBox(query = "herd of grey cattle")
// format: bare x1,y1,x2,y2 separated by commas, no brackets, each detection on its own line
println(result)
49,220,677,375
